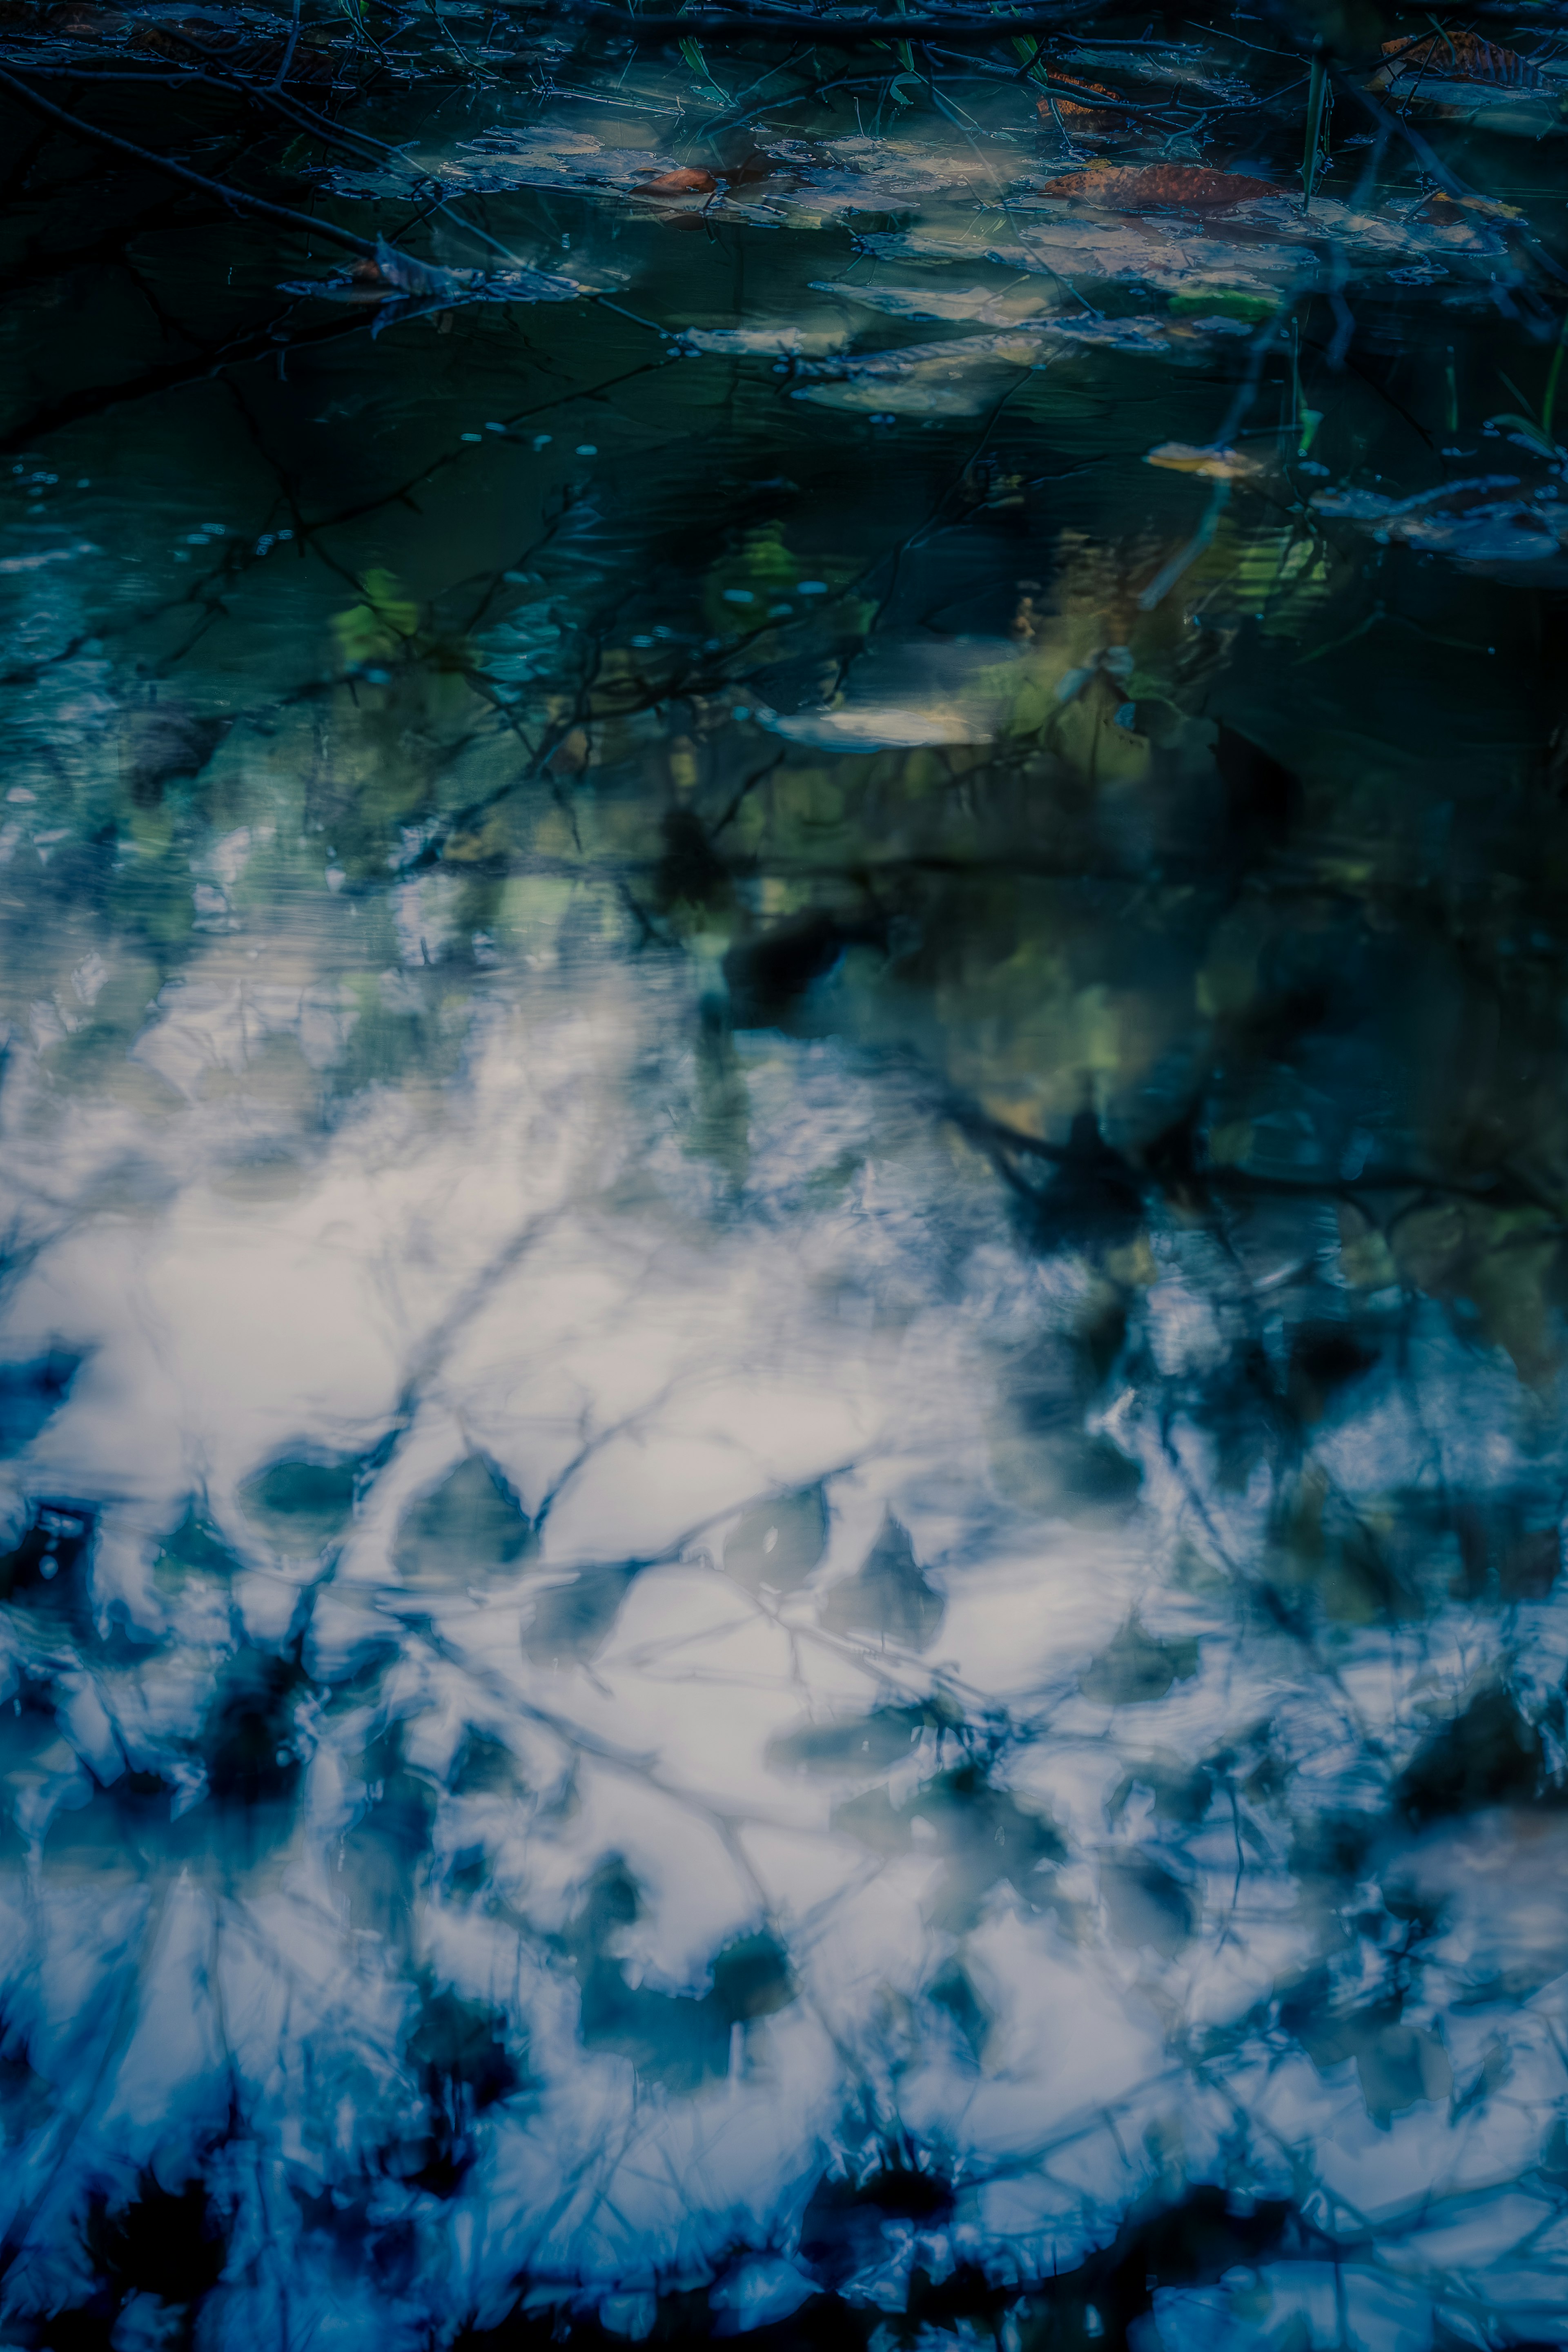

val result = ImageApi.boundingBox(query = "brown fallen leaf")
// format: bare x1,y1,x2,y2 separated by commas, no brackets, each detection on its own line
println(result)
1369,28,1539,89
636,168,718,199
1036,76,1135,138
1045,163,1277,210
1416,188,1527,225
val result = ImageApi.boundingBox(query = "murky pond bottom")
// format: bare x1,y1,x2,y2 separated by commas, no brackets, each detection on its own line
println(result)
5,38,1568,2348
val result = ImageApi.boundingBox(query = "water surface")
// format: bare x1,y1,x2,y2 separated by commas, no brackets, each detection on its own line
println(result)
2,11,1568,2343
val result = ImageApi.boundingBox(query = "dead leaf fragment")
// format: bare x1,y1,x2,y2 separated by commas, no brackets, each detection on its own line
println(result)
1370,28,1538,89
1037,76,1135,137
1145,441,1261,482
1416,187,1526,225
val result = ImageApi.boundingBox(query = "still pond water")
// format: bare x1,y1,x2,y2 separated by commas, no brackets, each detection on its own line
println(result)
3,12,1568,2343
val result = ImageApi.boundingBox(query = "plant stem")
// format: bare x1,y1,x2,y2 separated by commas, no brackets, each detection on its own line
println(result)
1544,311,1568,447
1302,38,1328,213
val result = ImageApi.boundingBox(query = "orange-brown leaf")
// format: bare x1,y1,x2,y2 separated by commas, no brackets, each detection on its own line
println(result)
1378,27,1535,83
637,168,718,198
1046,164,1276,210
1036,74,1130,128
1417,187,1525,226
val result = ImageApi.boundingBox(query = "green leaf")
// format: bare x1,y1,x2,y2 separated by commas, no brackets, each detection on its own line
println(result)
1169,288,1278,322
678,32,720,87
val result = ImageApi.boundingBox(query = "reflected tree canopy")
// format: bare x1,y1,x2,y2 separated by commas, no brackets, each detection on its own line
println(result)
2,0,1568,2340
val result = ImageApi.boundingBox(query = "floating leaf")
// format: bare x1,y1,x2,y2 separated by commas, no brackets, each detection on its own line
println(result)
1370,29,1539,90
1040,312,1254,363
1168,285,1279,320
332,567,422,667
1036,75,1136,138
817,278,1055,325
1312,474,1568,575
637,167,717,199
678,323,846,356
1045,163,1279,210
792,325,1053,415
1363,41,1564,133
1145,440,1263,481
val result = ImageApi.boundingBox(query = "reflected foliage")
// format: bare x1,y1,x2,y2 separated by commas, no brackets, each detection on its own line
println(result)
4,0,1568,2335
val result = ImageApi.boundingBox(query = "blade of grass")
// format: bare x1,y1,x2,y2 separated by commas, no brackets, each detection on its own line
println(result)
1301,37,1328,212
